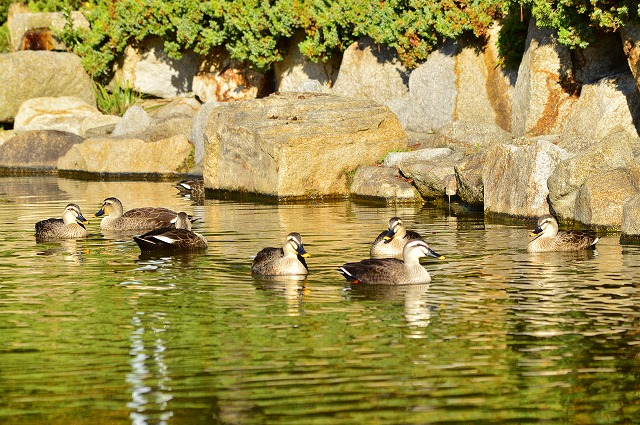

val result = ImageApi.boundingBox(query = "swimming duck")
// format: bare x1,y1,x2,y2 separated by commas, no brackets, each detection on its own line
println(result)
528,214,599,252
370,216,423,259
133,212,208,252
340,239,444,285
35,203,89,240
95,197,187,231
251,232,310,276
175,178,204,199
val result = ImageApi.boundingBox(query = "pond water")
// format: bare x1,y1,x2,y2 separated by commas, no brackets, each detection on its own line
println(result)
0,176,638,424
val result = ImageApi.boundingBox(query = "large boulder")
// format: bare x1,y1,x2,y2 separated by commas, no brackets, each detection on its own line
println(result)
574,167,640,228
557,73,640,152
13,96,119,137
511,19,578,137
111,106,151,137
58,135,194,176
0,130,84,171
8,10,89,51
149,97,201,123
391,26,516,134
436,121,513,149
274,31,340,94
332,38,409,103
203,92,407,199
621,20,640,92
389,42,458,133
0,51,95,122
454,152,485,207
572,32,628,85
193,50,267,102
621,193,640,240
547,129,634,219
350,165,424,204
111,37,197,98
191,102,220,166
452,35,515,131
483,140,571,217
388,148,464,200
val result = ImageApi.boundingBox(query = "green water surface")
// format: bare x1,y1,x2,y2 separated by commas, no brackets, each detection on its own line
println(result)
0,176,638,424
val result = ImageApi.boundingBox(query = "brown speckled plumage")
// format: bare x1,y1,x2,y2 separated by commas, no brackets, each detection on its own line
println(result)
35,203,88,240
252,232,309,276
341,239,444,285
134,212,208,252
95,197,189,231
528,214,599,252
370,217,422,259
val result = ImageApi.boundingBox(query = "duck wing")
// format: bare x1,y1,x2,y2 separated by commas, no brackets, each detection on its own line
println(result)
339,258,404,284
556,230,599,250
36,218,63,232
251,247,284,273
123,207,177,220
371,230,387,246
134,228,206,251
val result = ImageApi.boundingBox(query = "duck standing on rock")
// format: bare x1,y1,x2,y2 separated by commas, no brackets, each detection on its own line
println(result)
370,216,423,259
251,232,310,276
340,239,445,285
527,214,599,252
95,197,189,231
133,212,208,252
35,203,89,240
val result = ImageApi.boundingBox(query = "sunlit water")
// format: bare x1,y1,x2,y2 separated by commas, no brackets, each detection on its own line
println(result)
0,176,638,424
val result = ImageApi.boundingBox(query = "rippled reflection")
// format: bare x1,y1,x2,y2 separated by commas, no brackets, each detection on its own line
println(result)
0,176,638,425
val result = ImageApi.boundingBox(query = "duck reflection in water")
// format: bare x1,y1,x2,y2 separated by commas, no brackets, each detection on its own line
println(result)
348,283,434,329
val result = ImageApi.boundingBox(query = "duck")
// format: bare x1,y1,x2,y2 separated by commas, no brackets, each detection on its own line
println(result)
95,197,189,231
340,239,444,285
175,177,204,199
370,216,423,259
527,214,599,252
251,232,310,276
35,203,89,240
133,212,208,252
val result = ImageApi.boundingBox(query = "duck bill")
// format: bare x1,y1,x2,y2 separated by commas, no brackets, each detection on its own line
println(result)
530,226,543,237
76,214,89,225
94,209,105,217
297,245,310,258
427,249,445,260
383,229,395,243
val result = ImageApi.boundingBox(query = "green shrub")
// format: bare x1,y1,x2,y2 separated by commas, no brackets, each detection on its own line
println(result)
523,0,638,48
0,23,9,53
94,80,139,116
55,0,640,80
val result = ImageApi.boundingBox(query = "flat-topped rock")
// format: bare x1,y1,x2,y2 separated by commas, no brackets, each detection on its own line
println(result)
58,135,194,176
203,92,407,199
